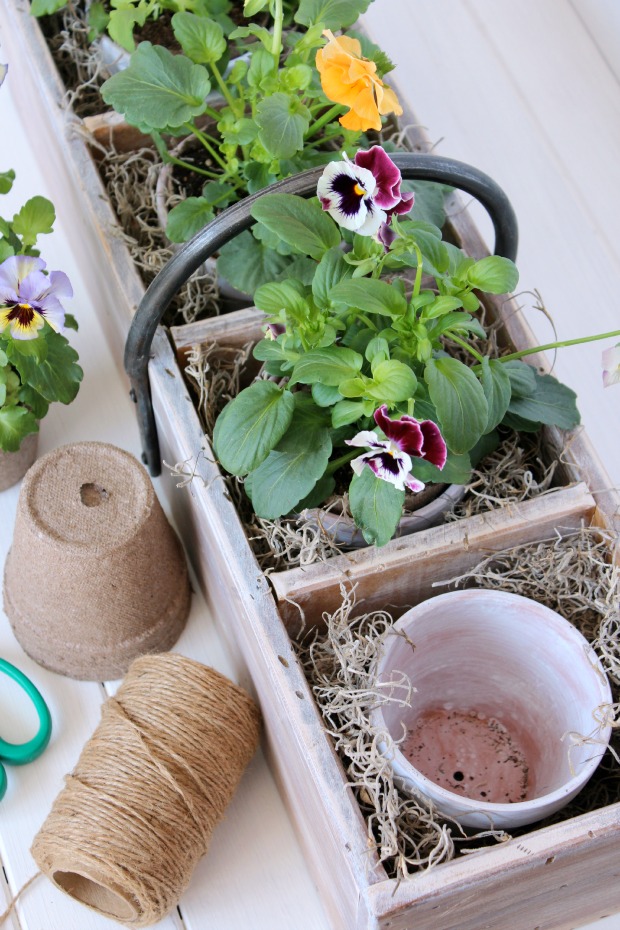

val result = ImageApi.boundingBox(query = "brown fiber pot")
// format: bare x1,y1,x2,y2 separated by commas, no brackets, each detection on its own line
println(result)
0,432,39,492
3,441,191,680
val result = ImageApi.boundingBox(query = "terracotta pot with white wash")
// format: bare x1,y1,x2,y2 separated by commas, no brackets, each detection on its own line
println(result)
371,589,613,830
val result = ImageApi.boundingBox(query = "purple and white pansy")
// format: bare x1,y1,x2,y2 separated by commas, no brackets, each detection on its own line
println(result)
346,404,447,492
602,344,620,388
0,255,72,341
317,146,413,239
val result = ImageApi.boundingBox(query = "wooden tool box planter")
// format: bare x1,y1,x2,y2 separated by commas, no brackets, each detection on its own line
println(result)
142,292,620,930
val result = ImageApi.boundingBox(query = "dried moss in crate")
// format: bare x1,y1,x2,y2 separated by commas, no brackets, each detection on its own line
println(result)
296,527,619,881
179,340,566,573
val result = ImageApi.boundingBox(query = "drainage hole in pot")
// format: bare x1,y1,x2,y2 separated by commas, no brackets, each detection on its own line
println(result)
80,483,110,507
402,708,529,804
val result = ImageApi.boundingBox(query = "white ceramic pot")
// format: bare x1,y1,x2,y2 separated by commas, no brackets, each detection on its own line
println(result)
371,589,613,830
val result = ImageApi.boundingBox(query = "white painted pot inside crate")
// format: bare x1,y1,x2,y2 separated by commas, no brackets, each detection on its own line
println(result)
371,589,613,830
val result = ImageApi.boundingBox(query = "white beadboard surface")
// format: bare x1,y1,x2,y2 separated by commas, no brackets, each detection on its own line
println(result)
0,2,619,929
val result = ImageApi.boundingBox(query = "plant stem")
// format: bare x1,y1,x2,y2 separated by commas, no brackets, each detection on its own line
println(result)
412,241,423,298
186,122,231,174
325,449,357,475
306,103,345,140
164,153,221,180
499,328,620,363
449,333,485,363
271,0,284,59
210,60,241,116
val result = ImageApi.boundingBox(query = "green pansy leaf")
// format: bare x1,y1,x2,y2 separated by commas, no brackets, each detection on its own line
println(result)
101,42,211,132
501,411,543,433
295,0,373,29
290,345,363,387
255,93,311,159
425,356,488,454
245,397,332,518
17,385,50,420
6,336,48,363
254,279,307,315
312,248,353,309
0,170,15,195
411,449,472,486
30,0,65,14
503,359,537,398
507,371,580,429
213,381,295,475
230,24,274,52
330,278,407,318
404,181,448,228
172,12,226,65
276,255,317,286
217,230,291,293
469,429,500,465
12,196,55,248
466,255,519,295
244,0,269,14
107,7,146,51
12,332,82,405
311,382,342,407
421,296,464,320
0,407,39,453
296,474,336,510
349,466,404,548
165,197,215,243
366,359,416,403
332,398,367,427
480,357,512,433
251,194,340,260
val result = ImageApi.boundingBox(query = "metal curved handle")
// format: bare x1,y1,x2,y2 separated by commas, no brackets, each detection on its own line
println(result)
125,153,519,476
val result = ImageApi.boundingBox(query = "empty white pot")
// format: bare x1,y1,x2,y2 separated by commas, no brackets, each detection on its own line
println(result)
371,589,613,829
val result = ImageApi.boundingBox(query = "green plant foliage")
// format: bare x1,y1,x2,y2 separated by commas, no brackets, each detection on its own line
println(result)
100,43,212,131
294,0,373,29
349,466,405,547
213,380,296,474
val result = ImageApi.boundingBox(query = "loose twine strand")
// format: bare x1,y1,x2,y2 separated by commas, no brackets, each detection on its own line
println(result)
22,654,260,928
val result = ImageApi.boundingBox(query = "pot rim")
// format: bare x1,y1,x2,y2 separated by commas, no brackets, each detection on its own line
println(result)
370,589,613,827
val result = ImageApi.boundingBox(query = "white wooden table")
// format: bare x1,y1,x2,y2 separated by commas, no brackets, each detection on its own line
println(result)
1,3,619,927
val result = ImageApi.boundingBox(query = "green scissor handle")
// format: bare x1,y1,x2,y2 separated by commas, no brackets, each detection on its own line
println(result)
0,658,52,801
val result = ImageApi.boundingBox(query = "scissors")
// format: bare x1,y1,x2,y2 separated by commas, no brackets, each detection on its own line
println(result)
0,658,52,800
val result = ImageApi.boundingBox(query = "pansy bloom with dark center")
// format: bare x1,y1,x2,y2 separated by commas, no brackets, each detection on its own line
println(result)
0,255,72,340
317,146,413,238
346,404,447,492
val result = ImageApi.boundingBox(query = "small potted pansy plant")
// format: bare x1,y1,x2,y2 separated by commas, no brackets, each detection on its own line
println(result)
212,145,620,546
0,53,82,490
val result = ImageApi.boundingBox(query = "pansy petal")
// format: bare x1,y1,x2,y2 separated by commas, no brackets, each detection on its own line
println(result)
354,146,403,210
317,159,378,231
345,430,386,450
418,420,448,469
404,473,426,493
35,295,65,332
363,449,412,491
356,203,386,237
0,255,45,291
17,270,53,304
377,222,397,250
45,269,73,301
374,404,424,455
9,307,45,340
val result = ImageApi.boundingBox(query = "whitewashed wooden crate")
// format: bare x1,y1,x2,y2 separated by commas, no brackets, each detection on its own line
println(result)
145,301,620,930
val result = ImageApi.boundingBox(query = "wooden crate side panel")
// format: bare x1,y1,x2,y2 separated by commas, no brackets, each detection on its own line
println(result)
149,328,383,930
1,2,145,367
270,483,596,633
370,804,620,930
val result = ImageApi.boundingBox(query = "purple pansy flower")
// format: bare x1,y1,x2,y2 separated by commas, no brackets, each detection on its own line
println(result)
602,344,620,388
0,255,72,340
317,146,413,237
346,404,447,492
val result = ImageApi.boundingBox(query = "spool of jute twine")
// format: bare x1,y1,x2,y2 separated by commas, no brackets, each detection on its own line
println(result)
31,653,261,927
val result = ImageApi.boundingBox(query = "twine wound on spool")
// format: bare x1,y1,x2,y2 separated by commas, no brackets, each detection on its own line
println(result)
31,653,261,927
